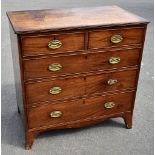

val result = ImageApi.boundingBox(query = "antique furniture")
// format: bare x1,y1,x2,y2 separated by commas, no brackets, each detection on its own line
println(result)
7,6,148,149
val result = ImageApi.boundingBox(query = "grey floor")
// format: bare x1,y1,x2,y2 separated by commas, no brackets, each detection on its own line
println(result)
2,0,154,155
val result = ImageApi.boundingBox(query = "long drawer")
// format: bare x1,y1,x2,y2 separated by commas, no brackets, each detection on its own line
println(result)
25,69,137,104
23,48,141,80
27,91,134,129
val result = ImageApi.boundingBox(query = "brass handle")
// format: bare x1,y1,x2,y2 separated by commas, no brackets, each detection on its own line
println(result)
111,35,123,44
48,63,62,72
50,111,62,118
49,87,62,95
48,40,62,49
107,79,118,85
109,57,120,64
104,102,115,109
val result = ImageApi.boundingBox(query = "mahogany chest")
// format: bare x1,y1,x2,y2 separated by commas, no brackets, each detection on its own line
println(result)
7,6,149,149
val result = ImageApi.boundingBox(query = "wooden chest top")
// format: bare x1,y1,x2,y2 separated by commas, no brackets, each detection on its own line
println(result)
7,5,148,34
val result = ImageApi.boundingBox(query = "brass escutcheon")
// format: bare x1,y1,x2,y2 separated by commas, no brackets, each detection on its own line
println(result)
109,57,121,64
49,86,62,95
48,63,62,72
111,35,123,44
107,79,118,85
50,111,62,118
104,102,115,109
48,40,62,49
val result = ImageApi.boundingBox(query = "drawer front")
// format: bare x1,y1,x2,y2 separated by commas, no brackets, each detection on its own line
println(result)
25,77,85,104
89,27,145,49
24,48,140,80
28,91,134,129
86,69,137,95
22,32,84,56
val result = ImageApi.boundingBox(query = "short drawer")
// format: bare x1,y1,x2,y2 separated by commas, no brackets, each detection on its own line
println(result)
25,77,85,104
24,48,140,80
27,91,134,129
86,69,138,95
89,27,145,49
21,32,84,56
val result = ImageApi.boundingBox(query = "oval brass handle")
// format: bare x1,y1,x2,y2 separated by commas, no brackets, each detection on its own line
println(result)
111,35,123,44
50,111,62,118
49,87,62,95
104,102,115,109
48,40,62,49
109,57,120,64
107,79,118,85
48,63,62,72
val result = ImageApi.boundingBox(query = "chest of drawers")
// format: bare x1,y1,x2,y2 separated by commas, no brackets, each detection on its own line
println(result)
7,6,148,149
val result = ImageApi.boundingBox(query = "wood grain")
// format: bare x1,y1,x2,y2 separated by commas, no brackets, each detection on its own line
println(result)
7,6,148,34
89,27,145,49
25,67,138,104
27,91,134,129
23,48,141,80
25,76,85,104
9,23,26,124
23,53,86,80
86,48,140,71
21,32,84,56
86,69,138,94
